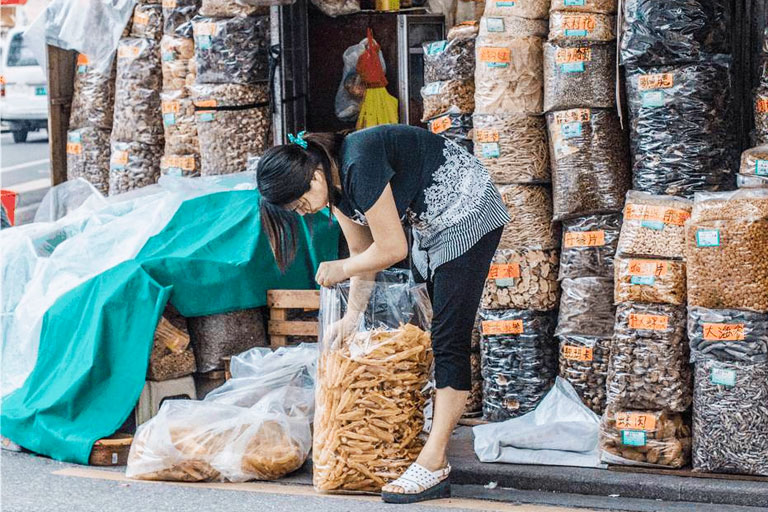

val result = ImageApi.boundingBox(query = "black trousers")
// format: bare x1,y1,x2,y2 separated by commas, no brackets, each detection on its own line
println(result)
413,226,503,391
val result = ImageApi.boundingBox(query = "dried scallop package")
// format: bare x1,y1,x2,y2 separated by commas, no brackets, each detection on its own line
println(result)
482,248,560,311
66,128,111,196
559,213,621,279
69,54,115,131
546,108,630,221
193,16,269,85
544,42,616,112
549,12,616,42
600,409,691,468
497,184,560,250
109,140,163,196
558,335,611,415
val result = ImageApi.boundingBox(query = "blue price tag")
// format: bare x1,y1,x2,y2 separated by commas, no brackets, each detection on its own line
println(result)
561,62,585,73
77,65,88,74
496,1,515,5
710,368,736,387
68,132,82,143
481,142,501,158
162,51,176,62
198,112,215,122
197,36,212,50
641,220,665,231
163,113,176,126
35,86,47,96
696,229,721,247
565,29,588,37
426,41,448,55
486,18,505,32
621,430,647,447
565,0,585,4
165,167,183,177
756,160,768,176
631,276,656,286
561,122,582,139
642,91,665,108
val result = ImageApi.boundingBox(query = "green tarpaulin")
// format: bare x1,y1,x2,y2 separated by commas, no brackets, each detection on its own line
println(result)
1,190,338,464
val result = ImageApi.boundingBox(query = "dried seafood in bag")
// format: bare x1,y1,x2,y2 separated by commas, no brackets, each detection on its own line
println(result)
199,0,271,16
544,42,616,112
600,409,691,468
190,82,269,107
479,309,558,422
558,335,610,415
556,277,615,337
483,0,549,20
160,154,201,177
478,15,548,41
546,108,630,221
616,191,692,259
607,302,691,412
69,55,115,131
193,16,269,85
473,113,550,184
109,140,163,196
550,0,616,14
131,4,163,40
549,12,616,42
482,248,559,311
162,92,198,155
421,80,475,121
423,38,476,83
161,35,196,93
559,213,621,280
497,184,559,250
614,256,686,306
692,359,768,476
739,145,768,184
162,0,200,36
66,128,111,196
688,307,768,364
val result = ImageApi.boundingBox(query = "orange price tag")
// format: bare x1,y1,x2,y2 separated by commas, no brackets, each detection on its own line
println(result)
430,115,452,134
194,99,218,108
757,97,768,114
194,22,218,37
702,323,746,341
624,204,690,226
552,108,591,125
628,313,669,331
616,412,657,431
162,101,180,114
561,14,596,32
112,150,129,166
117,45,140,59
562,345,593,362
638,73,675,91
564,230,605,248
628,259,669,277
66,142,82,155
555,47,592,64
475,129,500,143
76,54,90,67
162,0,177,7
482,320,524,335
162,155,196,171
479,46,511,64
133,11,150,25
488,263,521,280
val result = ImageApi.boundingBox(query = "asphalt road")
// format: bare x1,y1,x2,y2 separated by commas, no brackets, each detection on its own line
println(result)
1,130,51,225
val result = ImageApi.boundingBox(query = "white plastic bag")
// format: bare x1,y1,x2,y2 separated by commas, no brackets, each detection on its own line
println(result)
473,377,605,468
334,38,385,122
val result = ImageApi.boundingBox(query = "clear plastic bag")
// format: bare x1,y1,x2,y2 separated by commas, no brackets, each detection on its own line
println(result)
474,35,544,115
423,38,476,83
427,112,473,141
737,174,768,189
309,0,360,17
161,36,196,93
549,12,616,42
420,79,475,121
688,307,768,364
199,0,277,16
131,4,163,40
160,154,201,178
600,409,691,468
607,302,691,412
739,145,768,184
472,113,550,185
498,184,560,251
478,15,548,40
109,140,163,196
614,256,686,306
162,0,200,36
188,308,268,373
191,82,269,108
692,359,768,476
69,55,115,131
193,16,269,85
546,108,630,221
483,0,549,19
113,37,164,146
313,275,433,493
66,128,111,196
482,248,560,311
559,213,621,280
479,309,558,422
543,42,616,112
550,0,616,14
689,189,768,223
449,19,482,39
558,335,610,415
556,277,615,337
620,0,730,67
161,92,198,155
626,61,733,197
334,38,385,123
616,191,692,259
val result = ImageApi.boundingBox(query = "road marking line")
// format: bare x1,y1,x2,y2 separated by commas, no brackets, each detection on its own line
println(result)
1,158,50,173
52,467,583,512
4,178,50,193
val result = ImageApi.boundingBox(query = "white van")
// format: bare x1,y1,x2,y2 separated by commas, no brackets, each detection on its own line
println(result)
0,27,48,143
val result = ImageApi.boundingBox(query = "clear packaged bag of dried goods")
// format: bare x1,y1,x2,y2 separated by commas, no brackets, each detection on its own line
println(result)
131,4,163,40
147,317,196,381
544,42,616,112
626,61,733,197
549,12,616,42
550,0,616,14
559,213,621,280
616,191,692,259
126,388,312,482
498,185,560,251
558,335,610,415
692,358,768,476
449,19,481,40
473,113,550,185
200,0,287,17
420,80,475,121
161,92,198,155
69,55,115,131
607,302,691,412
483,0,549,19
192,16,269,85
162,0,200,36
614,256,686,306
556,277,615,337
309,0,359,17
160,35,196,93
546,109,630,221
66,128,111,196
620,0,730,67
479,309,558,422
313,274,433,493
689,188,768,222
474,35,544,115
600,409,691,468
478,15,548,41
423,38,476,83
187,308,268,373
738,145,768,185
113,38,164,146
688,307,768,364
109,140,163,196
482,248,560,311
160,154,200,178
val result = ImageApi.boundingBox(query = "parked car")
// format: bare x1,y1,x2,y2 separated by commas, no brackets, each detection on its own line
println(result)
0,27,48,143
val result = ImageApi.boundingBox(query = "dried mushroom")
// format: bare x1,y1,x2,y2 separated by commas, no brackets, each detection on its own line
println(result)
66,128,111,196
109,140,163,196
423,38,476,83
420,79,475,121
600,409,691,468
69,55,115,131
558,335,610,415
130,4,163,40
193,16,269,85
187,308,268,373
482,248,559,311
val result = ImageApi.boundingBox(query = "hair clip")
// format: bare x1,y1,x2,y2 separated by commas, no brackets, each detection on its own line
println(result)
287,131,308,149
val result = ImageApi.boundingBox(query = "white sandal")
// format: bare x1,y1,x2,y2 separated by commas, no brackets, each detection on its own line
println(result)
381,462,451,504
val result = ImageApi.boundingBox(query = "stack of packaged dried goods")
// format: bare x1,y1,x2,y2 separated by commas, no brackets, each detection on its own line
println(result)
109,3,165,195
620,0,734,198
739,32,768,189
685,189,768,476
600,191,693,468
191,8,272,175
160,0,201,178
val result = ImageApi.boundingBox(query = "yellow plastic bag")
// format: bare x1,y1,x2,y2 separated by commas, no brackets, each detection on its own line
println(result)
356,87,398,130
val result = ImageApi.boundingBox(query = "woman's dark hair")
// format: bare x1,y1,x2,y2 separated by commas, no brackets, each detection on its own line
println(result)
257,131,346,271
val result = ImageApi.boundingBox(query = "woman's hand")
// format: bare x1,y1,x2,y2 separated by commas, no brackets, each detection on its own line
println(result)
324,312,361,348
316,259,349,288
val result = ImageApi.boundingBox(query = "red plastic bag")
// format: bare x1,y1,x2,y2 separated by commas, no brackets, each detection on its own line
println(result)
356,29,387,88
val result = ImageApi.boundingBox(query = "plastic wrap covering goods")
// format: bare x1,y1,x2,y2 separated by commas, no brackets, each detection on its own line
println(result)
543,42,616,112
556,277,615,338
109,140,163,195
479,309,558,422
428,113,473,152
558,335,610,415
162,0,200,36
161,36,196,93
626,61,733,198
614,256,686,306
688,307,768,364
600,409,691,468
69,55,115,131
739,146,768,188
130,4,163,40
313,274,433,493
616,191,692,259
192,16,269,85
483,0,549,19
546,108,630,221
482,248,560,311
66,128,111,196
548,12,616,43
559,213,621,280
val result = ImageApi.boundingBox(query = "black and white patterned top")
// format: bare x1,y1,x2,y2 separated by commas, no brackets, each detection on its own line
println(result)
336,125,509,279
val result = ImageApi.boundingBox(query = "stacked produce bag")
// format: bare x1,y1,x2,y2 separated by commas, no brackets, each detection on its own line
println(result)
739,30,768,190
543,0,628,416
685,190,768,476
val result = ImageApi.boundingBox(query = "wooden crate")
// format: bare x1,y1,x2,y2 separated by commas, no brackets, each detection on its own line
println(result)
267,290,320,348
89,433,133,466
